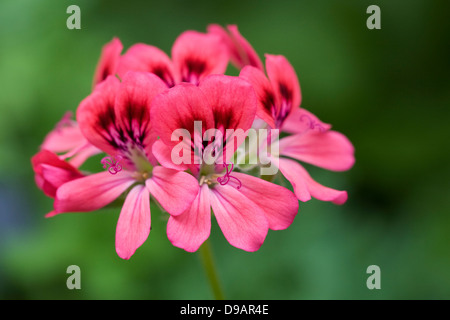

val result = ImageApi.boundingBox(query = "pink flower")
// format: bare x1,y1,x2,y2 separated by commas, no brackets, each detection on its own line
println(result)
241,55,355,204
207,24,264,72
53,71,199,259
151,74,299,252
116,30,228,87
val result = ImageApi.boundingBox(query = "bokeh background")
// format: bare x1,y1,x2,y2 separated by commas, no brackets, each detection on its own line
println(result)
1,0,449,300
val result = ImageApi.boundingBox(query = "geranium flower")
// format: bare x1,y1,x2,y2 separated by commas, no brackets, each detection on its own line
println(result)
116,31,228,87
53,71,199,259
240,55,355,204
151,74,299,252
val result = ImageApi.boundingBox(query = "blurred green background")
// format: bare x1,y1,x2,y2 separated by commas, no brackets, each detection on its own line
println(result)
1,0,449,300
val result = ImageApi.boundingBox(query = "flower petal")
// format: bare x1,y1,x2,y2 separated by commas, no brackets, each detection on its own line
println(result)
265,54,301,126
279,130,355,171
151,82,214,173
281,107,332,135
77,75,121,156
152,139,189,171
199,74,258,163
167,184,210,252
172,30,228,84
240,65,277,128
117,43,178,87
145,166,199,216
93,37,123,87
31,150,83,198
115,71,168,164
232,172,299,230
207,24,263,71
115,184,151,260
278,158,348,205
210,184,269,251
54,170,135,214
41,112,90,152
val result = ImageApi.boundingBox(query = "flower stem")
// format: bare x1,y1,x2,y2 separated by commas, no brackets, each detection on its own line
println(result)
199,239,225,300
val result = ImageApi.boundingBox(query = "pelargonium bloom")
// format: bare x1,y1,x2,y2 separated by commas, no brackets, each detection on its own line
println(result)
117,30,228,87
151,74,299,252
240,55,355,204
53,71,199,259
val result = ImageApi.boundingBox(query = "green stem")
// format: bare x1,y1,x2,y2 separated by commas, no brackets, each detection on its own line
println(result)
199,239,225,300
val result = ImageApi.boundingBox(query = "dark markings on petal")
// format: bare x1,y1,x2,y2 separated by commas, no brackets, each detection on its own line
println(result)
95,104,124,150
100,66,110,83
262,88,277,118
278,82,292,104
124,100,150,149
181,59,206,83
276,82,293,128
151,65,175,88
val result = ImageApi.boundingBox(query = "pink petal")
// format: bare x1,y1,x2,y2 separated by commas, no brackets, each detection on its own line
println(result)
152,139,189,171
199,74,258,162
210,185,269,251
117,43,178,87
281,107,332,135
54,170,135,214
207,24,263,71
166,184,210,252
239,65,277,128
115,184,151,260
172,30,228,85
114,71,168,163
77,75,121,156
67,143,102,168
145,166,199,216
41,113,87,154
93,37,123,87
278,158,348,205
150,82,215,172
265,54,301,125
232,172,299,230
279,130,355,171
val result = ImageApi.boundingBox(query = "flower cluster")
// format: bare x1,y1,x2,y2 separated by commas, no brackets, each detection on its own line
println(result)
32,25,355,259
